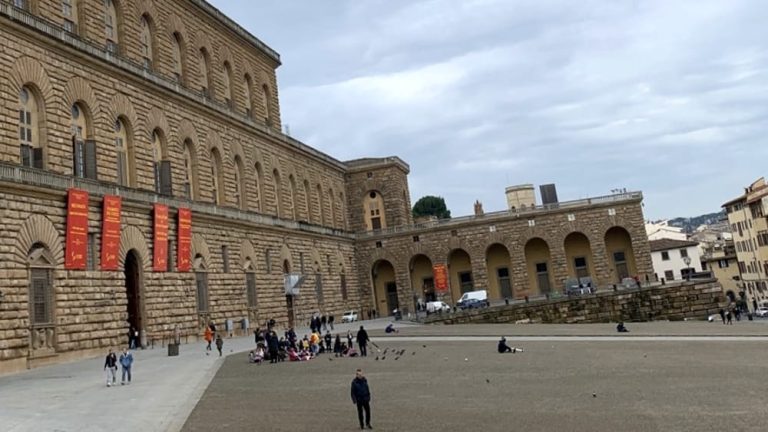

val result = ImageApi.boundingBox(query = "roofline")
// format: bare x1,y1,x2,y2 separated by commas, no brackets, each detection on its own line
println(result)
344,157,410,174
192,0,281,65
649,240,700,252
722,195,746,208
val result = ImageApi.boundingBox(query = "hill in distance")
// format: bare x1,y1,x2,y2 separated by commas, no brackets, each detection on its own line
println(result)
666,211,726,233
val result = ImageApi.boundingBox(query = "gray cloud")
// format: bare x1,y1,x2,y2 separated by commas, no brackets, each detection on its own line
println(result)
211,0,768,219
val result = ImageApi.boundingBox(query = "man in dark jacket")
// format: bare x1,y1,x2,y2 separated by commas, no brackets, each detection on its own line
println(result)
267,331,279,363
356,326,369,357
351,368,372,429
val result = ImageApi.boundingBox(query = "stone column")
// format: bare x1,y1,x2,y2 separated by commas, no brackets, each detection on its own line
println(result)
509,244,530,299
590,237,612,288
548,240,568,294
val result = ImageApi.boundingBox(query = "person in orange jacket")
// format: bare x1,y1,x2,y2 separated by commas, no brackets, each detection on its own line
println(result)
204,326,213,352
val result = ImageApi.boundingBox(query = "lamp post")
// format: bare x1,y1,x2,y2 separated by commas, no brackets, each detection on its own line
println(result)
683,256,692,281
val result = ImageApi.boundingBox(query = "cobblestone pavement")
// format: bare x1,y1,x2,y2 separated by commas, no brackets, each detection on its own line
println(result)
182,328,768,432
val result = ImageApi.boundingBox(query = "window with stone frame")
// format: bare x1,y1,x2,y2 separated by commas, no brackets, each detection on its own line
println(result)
182,139,196,199
171,32,185,84
114,118,130,186
223,62,234,109
199,48,214,98
104,0,120,53
679,248,688,259
234,156,245,210
210,149,224,205
664,270,674,281
28,244,55,327
261,84,272,125
254,163,264,212
71,103,97,180
288,175,298,220
243,74,254,118
364,190,386,231
19,86,43,169
152,129,172,196
139,14,154,70
62,0,78,33
458,271,473,293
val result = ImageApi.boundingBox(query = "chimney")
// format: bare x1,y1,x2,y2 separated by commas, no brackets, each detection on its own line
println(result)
474,200,484,216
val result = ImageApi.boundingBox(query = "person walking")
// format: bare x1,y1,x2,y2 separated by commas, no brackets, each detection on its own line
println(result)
104,349,118,387
215,333,224,357
726,310,733,325
127,327,135,350
350,368,372,430
321,315,328,332
718,308,726,324
208,321,217,340
119,348,134,385
356,326,369,357
204,326,213,352
328,314,335,330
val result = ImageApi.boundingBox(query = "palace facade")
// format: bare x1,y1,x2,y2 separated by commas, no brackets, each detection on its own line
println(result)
0,0,652,374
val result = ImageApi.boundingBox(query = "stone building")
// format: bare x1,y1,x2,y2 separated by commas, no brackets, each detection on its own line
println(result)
0,0,652,374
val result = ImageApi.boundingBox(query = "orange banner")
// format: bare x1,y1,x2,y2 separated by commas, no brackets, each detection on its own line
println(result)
65,188,89,269
433,264,448,293
153,203,169,271
100,195,122,270
177,208,192,272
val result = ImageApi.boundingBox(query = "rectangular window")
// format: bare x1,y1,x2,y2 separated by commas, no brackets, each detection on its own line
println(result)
30,268,52,325
315,273,324,304
340,273,348,301
574,257,588,278
413,235,420,242
62,0,72,16
679,249,688,259
719,260,729,269
87,233,97,271
664,270,674,281
13,0,30,11
195,272,209,313
222,245,229,273
458,271,473,293
738,261,746,273
661,251,670,261
246,272,257,308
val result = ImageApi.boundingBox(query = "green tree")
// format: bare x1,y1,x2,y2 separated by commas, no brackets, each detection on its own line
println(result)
412,195,451,219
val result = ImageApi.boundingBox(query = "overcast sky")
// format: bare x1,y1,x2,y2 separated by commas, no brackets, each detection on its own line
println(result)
210,0,768,220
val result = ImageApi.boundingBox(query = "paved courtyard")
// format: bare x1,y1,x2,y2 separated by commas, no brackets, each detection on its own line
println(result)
183,329,768,432
2,320,768,432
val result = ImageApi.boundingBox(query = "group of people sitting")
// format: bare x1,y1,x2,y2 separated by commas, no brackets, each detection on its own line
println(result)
249,326,362,364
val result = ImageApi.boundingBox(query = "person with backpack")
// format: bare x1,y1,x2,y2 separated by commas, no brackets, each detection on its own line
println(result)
119,348,134,385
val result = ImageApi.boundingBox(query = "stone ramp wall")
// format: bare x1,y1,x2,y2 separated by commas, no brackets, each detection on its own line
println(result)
426,280,725,325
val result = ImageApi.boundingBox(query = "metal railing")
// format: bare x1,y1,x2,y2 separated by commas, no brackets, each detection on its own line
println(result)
357,192,643,238
0,162,355,239
0,2,347,171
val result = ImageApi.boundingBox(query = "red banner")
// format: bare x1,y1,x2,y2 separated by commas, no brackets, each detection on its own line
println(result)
153,204,169,271
433,264,448,293
177,208,192,272
100,195,122,270
65,188,89,269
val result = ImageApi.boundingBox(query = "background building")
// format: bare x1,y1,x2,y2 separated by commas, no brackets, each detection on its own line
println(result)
0,0,652,373
649,239,701,282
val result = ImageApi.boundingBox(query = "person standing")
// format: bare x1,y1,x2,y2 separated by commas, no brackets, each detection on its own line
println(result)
324,331,333,353
328,314,335,330
356,326,369,357
215,333,224,357
119,348,133,385
127,327,135,350
347,330,354,349
321,315,328,332
334,334,343,357
350,368,372,430
204,325,213,352
268,331,279,363
718,308,726,324
104,349,118,387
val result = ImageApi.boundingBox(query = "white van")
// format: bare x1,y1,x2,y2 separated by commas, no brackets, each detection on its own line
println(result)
457,290,489,310
426,301,451,314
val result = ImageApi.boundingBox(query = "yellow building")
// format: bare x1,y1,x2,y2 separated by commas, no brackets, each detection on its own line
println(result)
722,177,768,309
702,241,742,302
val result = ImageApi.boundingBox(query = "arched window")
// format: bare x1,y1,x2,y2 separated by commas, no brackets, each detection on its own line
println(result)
139,14,155,70
317,184,326,225
261,84,272,126
288,174,297,220
223,61,234,109
114,117,133,186
104,0,121,54
71,102,96,179
327,188,336,228
273,169,282,217
171,32,186,84
19,86,43,169
210,148,224,205
234,155,246,210
152,129,172,195
254,162,264,212
182,139,198,199
244,74,254,118
62,0,80,34
28,242,56,355
364,190,386,230
199,48,213,98
303,179,311,223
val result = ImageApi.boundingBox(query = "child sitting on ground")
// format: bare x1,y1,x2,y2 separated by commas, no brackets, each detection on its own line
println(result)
249,346,265,364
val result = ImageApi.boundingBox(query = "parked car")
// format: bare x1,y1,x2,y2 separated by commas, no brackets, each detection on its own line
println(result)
426,301,451,314
457,290,489,310
341,310,358,323
755,307,768,318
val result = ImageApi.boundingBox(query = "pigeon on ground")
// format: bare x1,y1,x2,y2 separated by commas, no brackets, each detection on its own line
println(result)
486,379,490,384
422,345,427,348
375,356,379,361
328,357,333,361
592,393,597,398
394,357,400,361
411,352,415,355
381,356,386,360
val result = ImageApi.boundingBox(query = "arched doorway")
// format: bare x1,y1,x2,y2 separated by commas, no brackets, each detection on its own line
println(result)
124,250,143,339
448,249,473,304
605,227,637,283
372,260,397,316
284,259,295,328
524,238,552,295
486,243,512,300
564,232,594,287
410,254,435,302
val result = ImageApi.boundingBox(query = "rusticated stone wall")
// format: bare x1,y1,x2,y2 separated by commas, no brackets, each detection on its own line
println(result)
426,280,725,325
